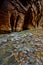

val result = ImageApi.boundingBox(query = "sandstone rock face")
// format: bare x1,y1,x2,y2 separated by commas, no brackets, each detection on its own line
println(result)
0,10,10,31
0,0,43,32
0,0,11,31
0,0,25,32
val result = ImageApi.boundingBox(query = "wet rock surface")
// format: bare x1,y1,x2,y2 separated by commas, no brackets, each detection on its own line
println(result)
0,29,43,65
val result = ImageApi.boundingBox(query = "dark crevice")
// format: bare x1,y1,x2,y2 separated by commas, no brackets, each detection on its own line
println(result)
19,0,28,7
10,14,14,31
15,15,20,29
23,7,35,30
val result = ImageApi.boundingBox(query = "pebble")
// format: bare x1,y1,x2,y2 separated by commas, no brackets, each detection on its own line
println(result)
34,38,41,42
29,33,33,37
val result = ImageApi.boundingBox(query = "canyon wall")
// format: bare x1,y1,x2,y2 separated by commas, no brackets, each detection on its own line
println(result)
0,0,43,32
